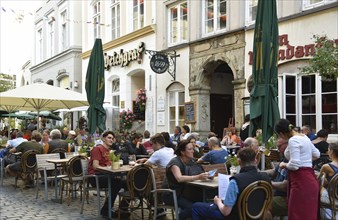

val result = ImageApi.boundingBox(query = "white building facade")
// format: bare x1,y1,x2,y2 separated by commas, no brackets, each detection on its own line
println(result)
80,0,338,137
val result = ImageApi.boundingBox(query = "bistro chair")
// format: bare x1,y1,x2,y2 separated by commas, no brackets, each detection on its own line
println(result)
51,148,67,159
80,158,108,216
36,153,65,200
319,173,338,220
237,180,273,220
15,150,38,188
118,164,153,220
60,155,87,205
151,167,179,220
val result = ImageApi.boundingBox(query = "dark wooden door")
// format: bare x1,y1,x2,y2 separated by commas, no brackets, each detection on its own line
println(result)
210,94,233,138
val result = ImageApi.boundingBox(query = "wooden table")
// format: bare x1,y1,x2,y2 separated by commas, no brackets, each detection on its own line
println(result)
46,158,71,203
96,165,134,219
187,177,219,202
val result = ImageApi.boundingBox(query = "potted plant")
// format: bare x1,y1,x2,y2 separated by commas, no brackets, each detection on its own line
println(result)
226,153,240,175
109,150,121,170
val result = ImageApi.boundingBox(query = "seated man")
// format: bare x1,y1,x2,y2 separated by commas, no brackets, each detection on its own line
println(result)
136,133,175,168
1,131,27,164
125,132,147,156
197,137,228,164
88,131,128,218
192,147,271,220
264,137,288,217
47,129,70,153
5,131,44,185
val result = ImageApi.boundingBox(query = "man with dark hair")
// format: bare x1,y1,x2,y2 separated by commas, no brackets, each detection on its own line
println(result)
88,131,128,218
136,133,174,168
192,147,271,219
125,132,147,156
180,125,191,141
161,131,175,149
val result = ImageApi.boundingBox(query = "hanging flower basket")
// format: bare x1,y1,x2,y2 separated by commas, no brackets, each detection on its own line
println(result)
135,89,147,112
119,109,135,131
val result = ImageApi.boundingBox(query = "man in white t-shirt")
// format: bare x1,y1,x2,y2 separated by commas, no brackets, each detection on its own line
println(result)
136,133,174,168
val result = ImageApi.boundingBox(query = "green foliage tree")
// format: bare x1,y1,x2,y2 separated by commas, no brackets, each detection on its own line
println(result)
0,73,16,92
300,35,338,79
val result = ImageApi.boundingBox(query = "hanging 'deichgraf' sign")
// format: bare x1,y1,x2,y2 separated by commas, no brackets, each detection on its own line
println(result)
150,53,169,74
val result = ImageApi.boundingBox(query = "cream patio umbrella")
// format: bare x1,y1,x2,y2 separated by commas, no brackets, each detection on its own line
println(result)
0,83,88,131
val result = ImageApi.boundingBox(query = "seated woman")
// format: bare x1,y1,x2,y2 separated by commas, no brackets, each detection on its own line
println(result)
221,128,240,146
197,137,228,164
319,143,338,204
312,129,329,154
163,140,209,220
187,135,204,159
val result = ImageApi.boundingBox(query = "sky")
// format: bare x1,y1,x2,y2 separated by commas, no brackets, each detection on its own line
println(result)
0,0,42,75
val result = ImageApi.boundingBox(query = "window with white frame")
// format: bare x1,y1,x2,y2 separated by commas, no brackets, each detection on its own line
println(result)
246,0,258,24
36,28,42,63
112,79,120,107
59,76,70,89
281,73,338,134
111,0,120,40
133,0,144,31
167,83,185,133
60,11,68,50
93,1,101,39
203,0,226,35
47,19,55,58
112,78,120,131
168,1,188,45
303,0,336,10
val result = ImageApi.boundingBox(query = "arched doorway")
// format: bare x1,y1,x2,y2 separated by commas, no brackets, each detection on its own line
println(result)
210,63,234,138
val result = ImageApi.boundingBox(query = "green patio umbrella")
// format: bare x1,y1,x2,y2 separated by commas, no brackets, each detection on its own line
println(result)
85,38,106,134
0,112,35,120
29,111,62,121
249,0,280,144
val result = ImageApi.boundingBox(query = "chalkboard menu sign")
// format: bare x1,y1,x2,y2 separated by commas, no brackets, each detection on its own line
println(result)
133,101,145,120
184,102,195,123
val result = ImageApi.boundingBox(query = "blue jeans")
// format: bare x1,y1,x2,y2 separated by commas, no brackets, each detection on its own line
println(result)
163,193,193,220
192,202,225,220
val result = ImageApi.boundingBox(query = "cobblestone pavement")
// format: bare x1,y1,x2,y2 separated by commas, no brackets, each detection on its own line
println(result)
0,176,171,220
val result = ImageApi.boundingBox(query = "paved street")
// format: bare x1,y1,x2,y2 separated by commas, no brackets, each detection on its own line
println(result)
0,176,169,220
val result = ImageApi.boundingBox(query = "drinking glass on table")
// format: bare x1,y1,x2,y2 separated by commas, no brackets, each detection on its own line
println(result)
128,155,136,166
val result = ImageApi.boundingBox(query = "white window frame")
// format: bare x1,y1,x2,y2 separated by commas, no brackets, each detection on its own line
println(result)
167,89,185,133
111,0,120,40
280,72,338,133
60,10,68,51
245,0,258,26
202,0,227,36
112,78,120,108
303,0,336,10
47,18,55,58
132,0,144,31
36,28,43,63
168,1,188,46
93,1,101,39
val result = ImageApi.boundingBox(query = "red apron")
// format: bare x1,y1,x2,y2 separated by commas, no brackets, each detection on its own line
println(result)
287,167,319,220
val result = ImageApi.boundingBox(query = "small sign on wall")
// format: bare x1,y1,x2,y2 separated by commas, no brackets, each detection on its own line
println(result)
120,100,125,109
157,112,165,126
157,96,165,111
184,101,196,123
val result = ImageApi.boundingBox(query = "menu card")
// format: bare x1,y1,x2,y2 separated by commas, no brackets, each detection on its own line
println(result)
218,174,231,200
